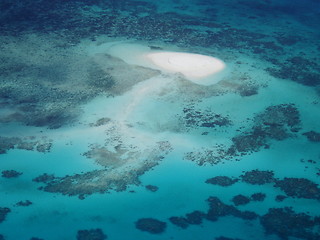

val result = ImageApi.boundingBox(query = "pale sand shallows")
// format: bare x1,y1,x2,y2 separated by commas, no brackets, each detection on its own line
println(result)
146,52,226,85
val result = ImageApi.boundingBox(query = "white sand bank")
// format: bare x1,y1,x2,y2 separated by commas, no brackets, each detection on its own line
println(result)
88,42,228,86
146,52,226,85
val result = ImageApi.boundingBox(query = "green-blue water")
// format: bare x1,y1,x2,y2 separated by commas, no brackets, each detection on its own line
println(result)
0,0,320,239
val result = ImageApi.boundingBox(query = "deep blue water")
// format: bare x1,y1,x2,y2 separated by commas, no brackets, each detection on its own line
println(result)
0,0,320,240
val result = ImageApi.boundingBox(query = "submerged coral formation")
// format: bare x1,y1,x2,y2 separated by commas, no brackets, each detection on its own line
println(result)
0,136,52,154
240,170,275,185
232,194,251,206
205,176,239,187
274,178,320,200
303,131,320,142
251,193,266,202
180,105,231,131
1,170,22,178
145,185,159,192
260,207,320,240
0,207,11,223
135,218,167,234
76,229,107,240
15,200,32,207
170,196,258,229
184,103,301,165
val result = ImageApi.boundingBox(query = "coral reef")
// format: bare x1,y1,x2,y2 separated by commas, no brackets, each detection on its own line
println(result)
0,207,10,223
215,237,242,240
89,118,111,127
0,136,52,154
145,185,159,192
303,131,320,142
240,170,275,185
274,178,320,200
36,140,172,198
1,170,22,178
205,176,239,187
275,195,287,202
251,193,266,202
184,104,301,165
170,196,258,229
266,56,320,86
232,194,250,206
180,105,231,130
135,218,166,234
206,197,258,221
169,216,189,229
16,200,32,207
185,211,205,225
76,229,107,240
260,207,320,240
32,173,55,183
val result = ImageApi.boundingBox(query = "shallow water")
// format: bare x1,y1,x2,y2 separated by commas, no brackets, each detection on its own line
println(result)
0,0,320,240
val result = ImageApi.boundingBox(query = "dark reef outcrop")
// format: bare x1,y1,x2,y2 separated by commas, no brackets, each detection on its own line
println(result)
16,200,32,207
145,185,159,192
232,194,250,206
180,105,231,131
76,229,107,240
260,207,320,240
240,169,275,185
0,207,11,223
1,170,22,178
274,178,320,200
0,136,52,154
205,176,238,187
135,218,166,234
184,104,301,165
303,131,320,142
215,237,242,240
251,193,266,202
32,173,55,183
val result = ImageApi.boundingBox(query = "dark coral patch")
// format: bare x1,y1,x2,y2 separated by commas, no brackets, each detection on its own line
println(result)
169,216,189,229
181,106,231,130
275,195,287,202
251,193,266,202
303,131,320,142
215,237,243,240
274,178,320,200
206,197,257,221
0,136,52,154
185,211,205,225
232,194,250,206
135,218,167,234
0,137,21,154
240,169,275,185
223,104,301,159
1,170,22,178
205,176,238,187
16,200,32,207
76,228,107,240
0,207,11,223
260,207,320,240
32,173,55,183
266,56,320,86
145,185,159,192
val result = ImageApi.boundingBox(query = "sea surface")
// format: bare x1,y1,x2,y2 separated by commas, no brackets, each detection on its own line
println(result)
0,0,320,240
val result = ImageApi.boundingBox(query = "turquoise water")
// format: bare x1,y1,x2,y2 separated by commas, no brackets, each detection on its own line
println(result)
1,0,320,239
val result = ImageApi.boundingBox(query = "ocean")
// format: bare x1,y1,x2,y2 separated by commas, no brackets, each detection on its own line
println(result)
0,0,320,239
